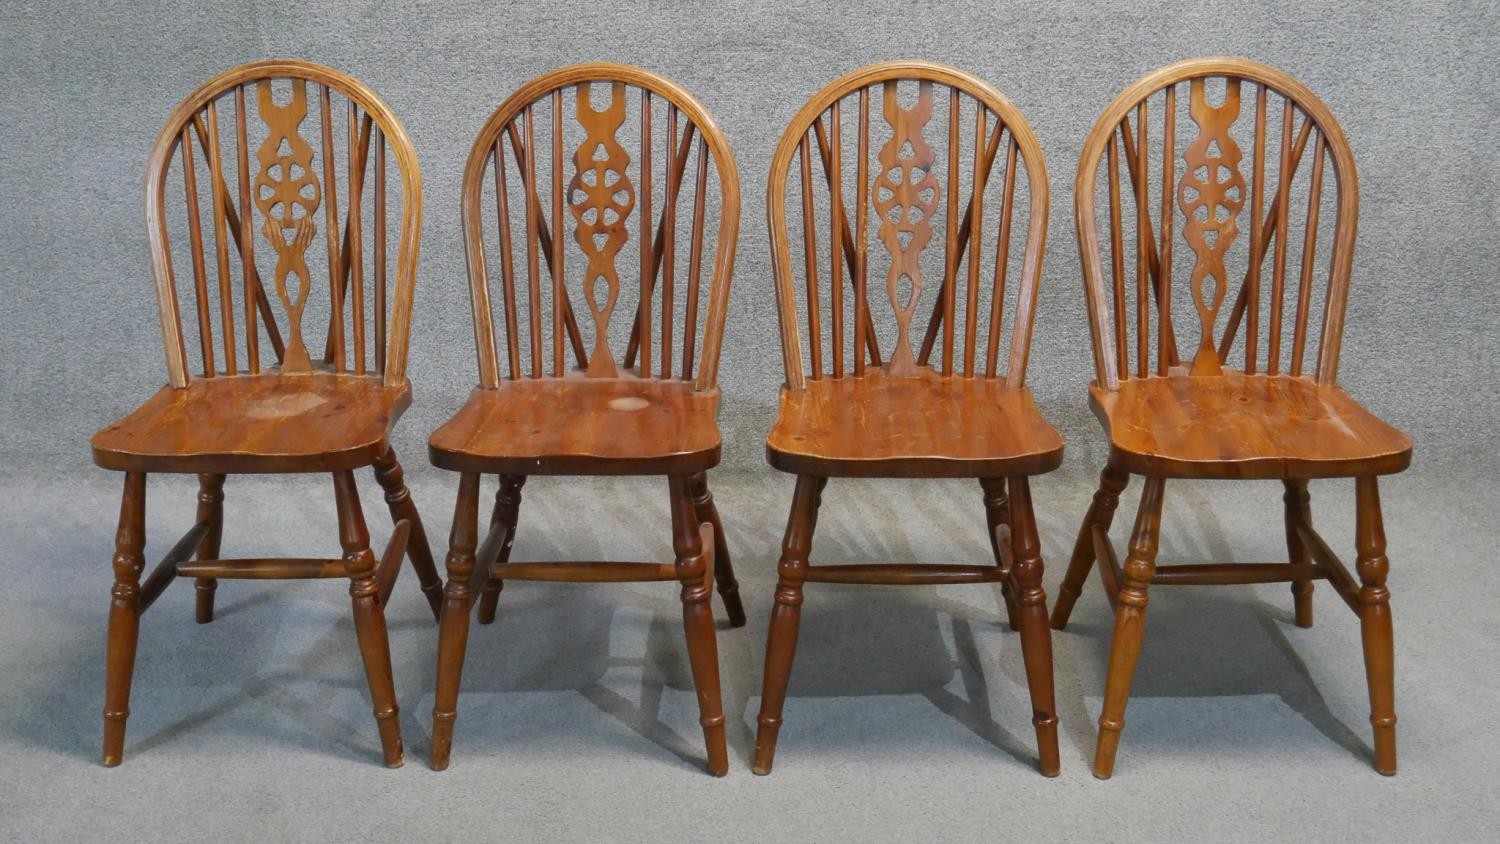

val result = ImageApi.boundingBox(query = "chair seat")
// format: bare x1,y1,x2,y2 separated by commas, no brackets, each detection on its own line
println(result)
91,374,410,473
428,379,722,476
765,369,1064,478
1090,372,1413,479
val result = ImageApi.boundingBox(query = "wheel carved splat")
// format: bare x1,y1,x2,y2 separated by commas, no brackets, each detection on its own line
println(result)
1178,79,1246,376
567,82,635,378
873,81,940,377
252,80,321,373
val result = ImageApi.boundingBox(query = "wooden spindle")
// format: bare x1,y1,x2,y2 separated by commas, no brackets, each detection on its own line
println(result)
192,113,284,367
828,102,845,378
205,102,235,375
1157,85,1174,377
322,116,372,366
1290,134,1325,376
1119,114,1180,368
800,133,822,378
854,87,870,377
1106,133,1128,376
1133,108,1149,379
524,109,542,377
1217,118,1312,361
682,138,709,380
661,106,678,379
320,86,345,372
813,113,882,367
964,108,985,376
347,101,366,375
494,136,521,379
374,128,386,373
180,124,214,376
625,123,698,368
551,90,564,378
941,88,960,377
985,136,1018,378
504,121,587,368
1246,85,1268,374
234,86,260,374
1269,99,1294,375
639,91,653,377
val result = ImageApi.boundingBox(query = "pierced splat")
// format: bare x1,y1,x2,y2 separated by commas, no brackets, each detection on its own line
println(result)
1177,78,1247,375
873,81,941,377
253,80,322,373
567,82,635,377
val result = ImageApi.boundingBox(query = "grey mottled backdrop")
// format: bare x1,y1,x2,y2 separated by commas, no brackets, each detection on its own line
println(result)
1,0,1497,475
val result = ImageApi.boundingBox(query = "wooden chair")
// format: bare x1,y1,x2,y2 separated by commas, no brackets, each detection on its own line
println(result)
753,62,1063,776
1052,57,1413,778
427,64,743,775
90,60,443,768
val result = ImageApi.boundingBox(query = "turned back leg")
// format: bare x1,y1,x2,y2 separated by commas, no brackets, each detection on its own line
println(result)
372,446,444,620
691,471,746,627
1052,467,1129,630
981,478,1021,631
1284,479,1315,628
477,475,525,625
193,473,225,624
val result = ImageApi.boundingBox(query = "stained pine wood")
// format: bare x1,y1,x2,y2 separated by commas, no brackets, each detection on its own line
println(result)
93,61,438,768
756,62,1061,777
431,64,743,776
1061,57,1411,778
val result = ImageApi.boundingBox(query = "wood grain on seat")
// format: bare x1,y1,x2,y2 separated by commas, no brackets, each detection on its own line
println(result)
92,373,410,473
429,379,720,476
766,369,1063,477
1090,373,1411,480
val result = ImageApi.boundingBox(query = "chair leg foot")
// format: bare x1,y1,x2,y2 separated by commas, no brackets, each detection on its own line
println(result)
1356,476,1397,775
752,475,819,775
1092,476,1164,780
103,472,147,767
1052,467,1128,630
431,473,482,771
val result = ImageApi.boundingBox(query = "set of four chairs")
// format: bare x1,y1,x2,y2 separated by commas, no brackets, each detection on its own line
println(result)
90,57,1411,779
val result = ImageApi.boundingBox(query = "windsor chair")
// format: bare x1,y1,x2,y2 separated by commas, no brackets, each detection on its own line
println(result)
754,62,1063,776
1052,58,1413,778
427,64,743,775
89,60,442,768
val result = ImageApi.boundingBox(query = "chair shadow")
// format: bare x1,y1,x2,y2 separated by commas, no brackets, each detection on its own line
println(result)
1049,478,1376,770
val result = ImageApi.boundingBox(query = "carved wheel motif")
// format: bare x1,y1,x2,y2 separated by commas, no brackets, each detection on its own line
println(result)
566,82,635,377
873,81,940,377
1177,78,1246,375
252,79,322,373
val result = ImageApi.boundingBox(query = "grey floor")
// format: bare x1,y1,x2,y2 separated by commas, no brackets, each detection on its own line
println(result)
2,463,1495,841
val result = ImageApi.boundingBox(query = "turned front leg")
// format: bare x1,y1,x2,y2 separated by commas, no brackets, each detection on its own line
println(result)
193,473,224,624
102,472,146,767
752,474,821,775
669,475,728,776
1093,476,1165,779
430,472,481,770
334,470,404,768
1004,477,1060,776
1355,476,1397,775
